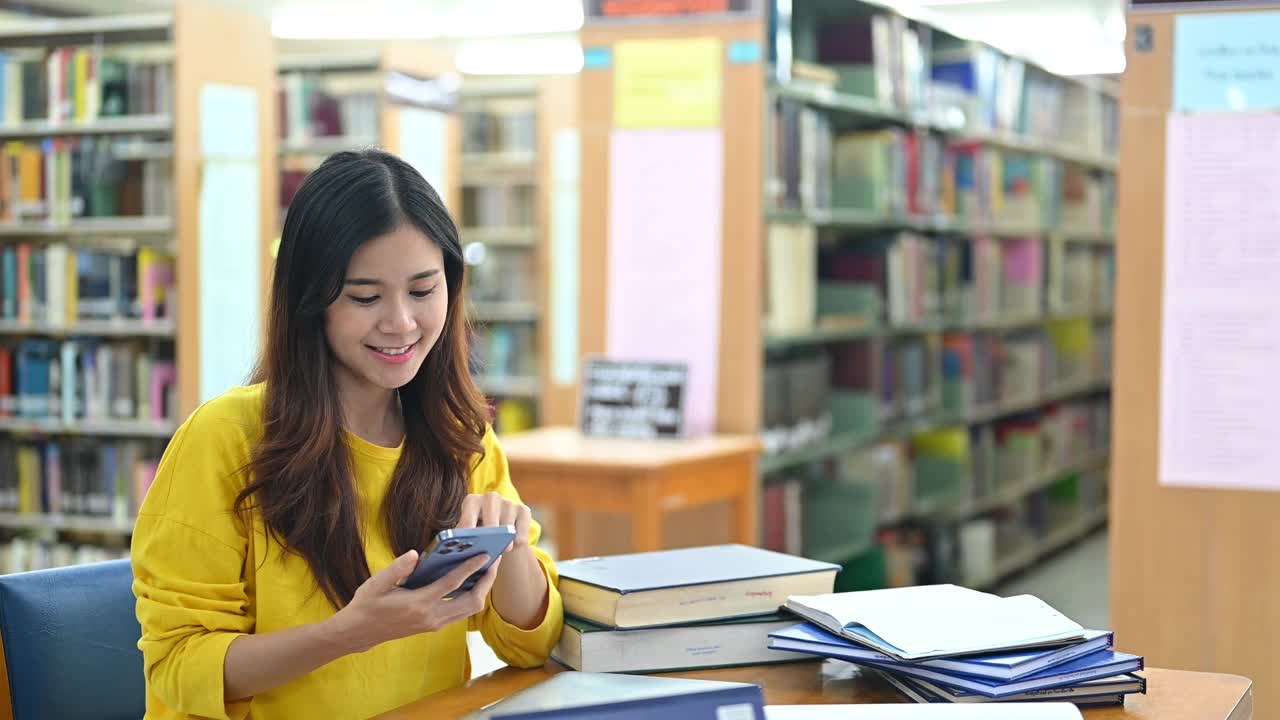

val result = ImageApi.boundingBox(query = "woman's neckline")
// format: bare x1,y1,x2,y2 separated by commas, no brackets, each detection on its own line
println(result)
343,427,404,461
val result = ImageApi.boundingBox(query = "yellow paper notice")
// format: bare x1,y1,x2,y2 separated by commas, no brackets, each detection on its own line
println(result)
615,37,722,129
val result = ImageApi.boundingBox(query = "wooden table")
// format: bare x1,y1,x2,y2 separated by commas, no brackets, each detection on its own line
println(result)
378,660,1254,720
499,427,760,558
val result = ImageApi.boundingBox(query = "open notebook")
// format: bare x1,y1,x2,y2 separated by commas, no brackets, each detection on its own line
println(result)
784,585,1084,661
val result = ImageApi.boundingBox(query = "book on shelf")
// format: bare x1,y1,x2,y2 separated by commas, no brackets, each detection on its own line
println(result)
825,333,939,428
0,339,177,425
762,351,832,455
813,13,931,116
467,245,535,304
0,48,171,126
766,98,832,213
462,184,536,229
0,137,173,223
764,222,817,335
557,544,838,629
0,434,158,519
552,612,809,674
838,441,911,526
832,129,905,216
278,70,379,145
802,466,880,560
461,96,536,156
277,70,379,208
2,537,130,575
760,476,804,556
470,324,537,383
0,242,174,326
489,397,535,435
1048,241,1113,315
1060,82,1118,157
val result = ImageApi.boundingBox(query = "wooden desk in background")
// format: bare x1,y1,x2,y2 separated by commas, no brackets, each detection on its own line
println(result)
498,427,760,559
379,661,1254,720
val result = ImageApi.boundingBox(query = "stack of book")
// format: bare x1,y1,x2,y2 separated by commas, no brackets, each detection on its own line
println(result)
552,544,839,674
767,585,1145,707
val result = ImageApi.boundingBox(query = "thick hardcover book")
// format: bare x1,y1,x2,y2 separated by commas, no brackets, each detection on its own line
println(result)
558,545,838,629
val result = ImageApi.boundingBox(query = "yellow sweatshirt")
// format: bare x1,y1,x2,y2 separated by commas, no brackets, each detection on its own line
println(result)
131,384,564,719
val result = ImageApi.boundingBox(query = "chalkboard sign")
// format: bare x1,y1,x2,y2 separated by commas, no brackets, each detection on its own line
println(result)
579,358,688,438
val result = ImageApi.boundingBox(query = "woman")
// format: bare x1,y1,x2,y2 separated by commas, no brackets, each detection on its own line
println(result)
131,149,563,719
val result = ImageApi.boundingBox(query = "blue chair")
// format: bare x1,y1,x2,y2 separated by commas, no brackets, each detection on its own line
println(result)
0,559,145,720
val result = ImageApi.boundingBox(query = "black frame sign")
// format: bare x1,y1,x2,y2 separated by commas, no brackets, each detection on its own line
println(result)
587,0,755,20
579,358,688,439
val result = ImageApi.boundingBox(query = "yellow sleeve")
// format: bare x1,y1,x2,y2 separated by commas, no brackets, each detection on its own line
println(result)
467,427,564,668
131,398,257,720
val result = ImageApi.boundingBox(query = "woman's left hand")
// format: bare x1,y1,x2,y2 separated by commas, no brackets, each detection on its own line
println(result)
455,492,533,553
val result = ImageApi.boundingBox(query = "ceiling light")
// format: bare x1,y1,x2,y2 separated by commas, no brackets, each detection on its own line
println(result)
271,7,441,39
456,38,584,76
446,0,584,38
1042,46,1127,76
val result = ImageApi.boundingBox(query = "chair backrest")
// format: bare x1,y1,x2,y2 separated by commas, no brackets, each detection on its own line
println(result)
0,559,144,720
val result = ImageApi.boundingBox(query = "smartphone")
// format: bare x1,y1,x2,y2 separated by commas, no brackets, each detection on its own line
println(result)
400,525,516,597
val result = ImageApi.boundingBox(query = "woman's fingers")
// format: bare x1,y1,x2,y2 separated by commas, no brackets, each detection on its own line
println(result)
455,494,482,529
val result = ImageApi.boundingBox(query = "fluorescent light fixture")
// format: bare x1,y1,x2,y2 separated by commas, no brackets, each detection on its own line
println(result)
446,0,584,38
1104,12,1127,44
1042,45,1127,76
272,0,584,40
456,38,584,76
272,6,441,39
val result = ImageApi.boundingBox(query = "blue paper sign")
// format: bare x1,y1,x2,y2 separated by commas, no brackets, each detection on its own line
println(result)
1174,11,1280,112
728,39,762,64
584,47,613,70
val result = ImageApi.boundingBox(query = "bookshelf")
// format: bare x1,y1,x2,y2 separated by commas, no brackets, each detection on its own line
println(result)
576,1,1116,590
276,42,461,226
458,79,546,434
0,1,277,571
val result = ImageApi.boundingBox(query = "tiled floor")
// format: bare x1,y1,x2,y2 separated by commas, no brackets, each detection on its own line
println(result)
466,528,1113,679
997,528,1110,631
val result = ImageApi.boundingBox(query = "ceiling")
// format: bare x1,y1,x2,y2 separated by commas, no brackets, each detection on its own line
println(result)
0,0,1126,75
896,0,1126,75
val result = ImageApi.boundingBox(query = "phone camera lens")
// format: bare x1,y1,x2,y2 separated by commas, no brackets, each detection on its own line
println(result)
457,543,474,551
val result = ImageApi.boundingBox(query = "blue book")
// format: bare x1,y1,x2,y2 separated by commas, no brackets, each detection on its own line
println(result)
557,545,838,629
465,671,766,720
775,635,1143,699
905,671,1145,705
16,340,54,417
769,623,1113,681
874,668,1143,707
2,247,15,319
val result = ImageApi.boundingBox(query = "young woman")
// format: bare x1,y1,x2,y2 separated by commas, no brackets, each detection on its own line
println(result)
131,149,563,719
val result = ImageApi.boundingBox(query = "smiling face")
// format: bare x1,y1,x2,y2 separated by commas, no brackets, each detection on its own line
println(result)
324,224,449,397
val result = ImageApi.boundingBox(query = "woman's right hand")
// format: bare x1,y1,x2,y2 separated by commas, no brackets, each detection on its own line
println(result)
326,549,499,655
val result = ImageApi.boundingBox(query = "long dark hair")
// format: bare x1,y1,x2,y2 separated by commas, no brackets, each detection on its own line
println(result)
236,149,488,609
